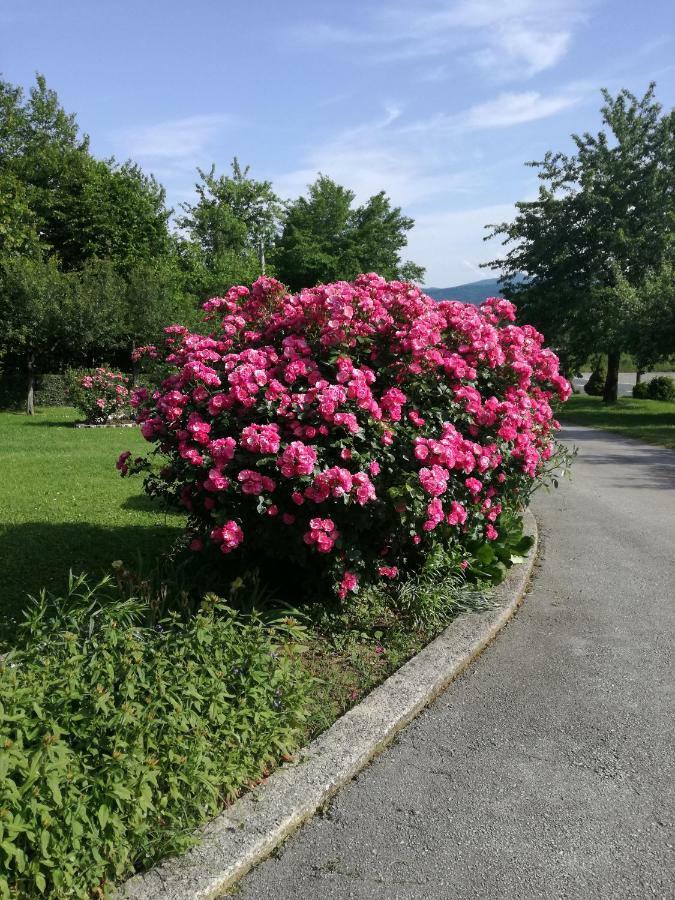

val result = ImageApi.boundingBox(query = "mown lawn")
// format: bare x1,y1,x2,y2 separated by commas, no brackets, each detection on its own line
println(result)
560,394,675,450
0,407,181,643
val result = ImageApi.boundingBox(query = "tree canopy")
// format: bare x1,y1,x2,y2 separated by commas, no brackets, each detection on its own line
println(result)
0,74,425,411
486,83,675,401
274,175,424,291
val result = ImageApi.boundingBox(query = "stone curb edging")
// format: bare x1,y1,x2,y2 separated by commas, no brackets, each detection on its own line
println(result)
73,421,136,428
119,509,538,900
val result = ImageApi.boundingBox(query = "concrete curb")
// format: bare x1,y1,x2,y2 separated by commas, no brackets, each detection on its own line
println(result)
119,510,538,900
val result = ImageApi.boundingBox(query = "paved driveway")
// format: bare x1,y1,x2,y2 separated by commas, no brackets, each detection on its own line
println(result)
571,371,673,397
236,426,675,899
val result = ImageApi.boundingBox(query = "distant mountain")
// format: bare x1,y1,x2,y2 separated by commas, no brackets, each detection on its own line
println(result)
424,275,525,305
423,277,504,305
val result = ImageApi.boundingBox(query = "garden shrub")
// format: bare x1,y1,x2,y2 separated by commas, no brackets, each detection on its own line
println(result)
584,357,606,396
0,575,309,898
68,367,131,423
632,380,649,399
645,375,675,401
120,275,571,600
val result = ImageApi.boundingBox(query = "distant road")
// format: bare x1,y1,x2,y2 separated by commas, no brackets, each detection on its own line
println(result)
571,371,672,397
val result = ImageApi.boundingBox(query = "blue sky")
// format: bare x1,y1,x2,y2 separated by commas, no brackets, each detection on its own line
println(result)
1,0,674,285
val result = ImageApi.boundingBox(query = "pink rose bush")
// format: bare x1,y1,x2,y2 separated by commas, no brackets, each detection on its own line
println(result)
70,367,130,424
119,275,571,598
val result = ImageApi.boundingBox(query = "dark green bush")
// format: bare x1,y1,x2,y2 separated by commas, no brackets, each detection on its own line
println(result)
645,375,675,401
632,380,649,399
584,357,606,396
0,372,74,409
0,575,310,898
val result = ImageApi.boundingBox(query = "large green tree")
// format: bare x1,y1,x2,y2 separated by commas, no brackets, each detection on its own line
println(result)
486,84,675,402
178,159,282,297
273,175,424,291
0,257,93,413
0,75,172,270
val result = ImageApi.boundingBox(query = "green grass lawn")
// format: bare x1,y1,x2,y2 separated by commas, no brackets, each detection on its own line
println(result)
0,407,181,643
560,394,675,450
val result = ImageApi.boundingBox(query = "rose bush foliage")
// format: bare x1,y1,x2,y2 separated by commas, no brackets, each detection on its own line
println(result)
70,367,130,423
120,275,571,599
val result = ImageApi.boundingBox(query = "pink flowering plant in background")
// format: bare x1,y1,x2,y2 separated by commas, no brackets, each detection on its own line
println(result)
70,367,131,424
119,274,571,599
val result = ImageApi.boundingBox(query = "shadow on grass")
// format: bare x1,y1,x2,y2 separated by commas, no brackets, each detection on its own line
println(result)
0,520,181,646
120,494,165,512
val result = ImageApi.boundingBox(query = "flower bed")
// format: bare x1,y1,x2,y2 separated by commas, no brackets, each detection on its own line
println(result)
120,275,570,597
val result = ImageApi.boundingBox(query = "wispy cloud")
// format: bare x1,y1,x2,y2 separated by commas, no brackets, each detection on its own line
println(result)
273,104,481,209
459,89,579,128
115,113,232,163
289,0,590,81
274,81,581,209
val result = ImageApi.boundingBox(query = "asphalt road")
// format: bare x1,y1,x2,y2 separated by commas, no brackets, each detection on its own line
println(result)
236,426,675,900
571,371,672,397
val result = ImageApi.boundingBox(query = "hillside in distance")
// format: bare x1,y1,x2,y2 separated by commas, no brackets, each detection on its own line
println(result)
423,277,504,305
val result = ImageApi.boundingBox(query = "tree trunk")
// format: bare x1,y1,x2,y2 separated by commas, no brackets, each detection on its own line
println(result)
26,351,35,415
603,349,621,404
635,369,643,385
131,339,138,387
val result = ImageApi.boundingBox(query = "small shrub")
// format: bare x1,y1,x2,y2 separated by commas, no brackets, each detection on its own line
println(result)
68,367,131,423
0,575,310,898
119,275,571,601
584,357,606,396
646,375,675,402
632,380,649,399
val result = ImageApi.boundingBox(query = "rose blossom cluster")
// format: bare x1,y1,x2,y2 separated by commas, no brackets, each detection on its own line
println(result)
72,367,130,423
120,274,570,598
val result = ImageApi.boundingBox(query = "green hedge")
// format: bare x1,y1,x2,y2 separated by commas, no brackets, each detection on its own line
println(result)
0,373,74,410
0,576,310,898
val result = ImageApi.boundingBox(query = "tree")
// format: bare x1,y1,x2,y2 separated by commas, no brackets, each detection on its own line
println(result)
273,175,424,291
121,258,197,379
485,84,675,402
178,159,282,293
0,75,173,272
0,170,40,256
0,256,84,413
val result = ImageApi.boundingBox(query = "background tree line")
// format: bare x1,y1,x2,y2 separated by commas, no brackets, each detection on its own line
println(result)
486,83,675,402
0,75,423,412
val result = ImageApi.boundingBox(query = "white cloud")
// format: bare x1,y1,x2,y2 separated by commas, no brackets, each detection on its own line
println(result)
289,0,589,81
115,113,232,162
460,90,579,128
272,104,484,208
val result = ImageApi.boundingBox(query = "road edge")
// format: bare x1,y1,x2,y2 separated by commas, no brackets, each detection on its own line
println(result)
120,508,538,900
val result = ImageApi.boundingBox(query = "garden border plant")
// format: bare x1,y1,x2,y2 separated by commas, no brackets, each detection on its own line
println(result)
119,274,571,601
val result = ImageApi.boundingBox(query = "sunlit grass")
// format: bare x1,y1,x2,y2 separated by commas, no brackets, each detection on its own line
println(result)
560,394,675,450
0,407,181,643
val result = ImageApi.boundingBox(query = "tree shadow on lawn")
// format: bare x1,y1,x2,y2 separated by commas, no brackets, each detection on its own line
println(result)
0,520,181,647
560,426,675,490
22,419,78,428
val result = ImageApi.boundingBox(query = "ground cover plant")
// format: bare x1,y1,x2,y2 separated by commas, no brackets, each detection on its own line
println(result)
560,394,675,450
0,576,310,898
121,274,571,601
0,407,182,645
